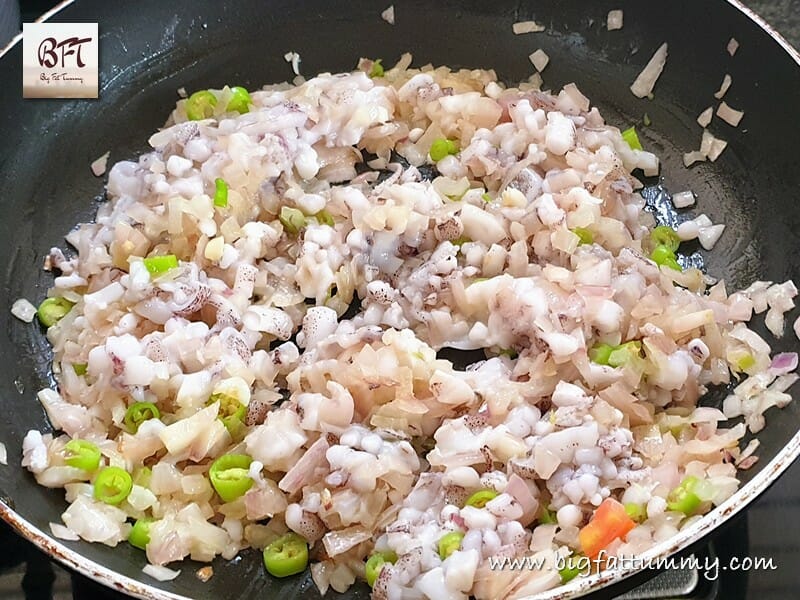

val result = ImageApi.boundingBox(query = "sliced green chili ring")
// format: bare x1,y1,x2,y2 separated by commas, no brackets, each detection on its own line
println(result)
464,488,499,509
365,551,397,587
559,554,583,583
451,236,471,247
209,454,253,503
93,466,133,505
429,138,459,162
143,255,178,276
263,532,309,578
37,297,75,327
369,59,384,78
123,402,161,434
279,206,307,235
186,90,218,121
539,506,557,524
133,466,152,489
72,363,88,376
227,86,252,114
208,392,247,438
314,209,335,227
572,227,594,245
64,439,101,472
621,126,643,151
650,245,682,271
650,225,681,252
624,502,646,523
498,348,518,359
667,475,703,516
588,343,615,365
214,177,229,208
438,531,465,560
607,341,642,368
128,518,152,550
481,192,492,202
736,352,756,371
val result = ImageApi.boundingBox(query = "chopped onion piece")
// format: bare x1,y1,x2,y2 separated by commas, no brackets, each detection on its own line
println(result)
143,564,181,582
672,191,695,208
607,10,624,31
727,37,739,56
0,441,5,465
177,87,187,98
717,101,744,127
513,20,545,34
381,5,395,25
698,224,725,250
706,134,728,162
529,49,549,72
283,51,301,76
11,298,37,323
683,151,706,167
630,43,668,98
50,522,80,541
714,74,732,99
794,315,800,341
90,151,110,177
697,106,713,128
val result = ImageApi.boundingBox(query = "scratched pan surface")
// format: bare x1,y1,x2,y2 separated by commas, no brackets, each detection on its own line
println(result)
0,0,799,598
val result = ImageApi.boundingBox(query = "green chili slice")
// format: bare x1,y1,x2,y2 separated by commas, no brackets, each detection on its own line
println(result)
369,59,384,78
667,475,703,516
429,138,459,162
572,227,594,245
209,454,253,502
37,297,74,327
621,126,643,151
64,439,101,472
143,255,178,276
607,341,642,368
214,178,229,208
481,192,492,203
559,554,583,583
72,363,88,376
588,343,615,365
539,506,558,524
365,551,397,587
208,392,247,438
314,209,335,227
650,225,681,252
650,245,682,271
624,502,646,523
128,518,152,550
227,86,252,114
464,489,499,508
93,467,133,505
263,532,309,578
124,402,161,434
437,531,465,560
279,206,307,235
186,90,218,120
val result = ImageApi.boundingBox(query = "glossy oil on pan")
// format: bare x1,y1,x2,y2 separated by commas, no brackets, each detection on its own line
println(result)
0,0,799,598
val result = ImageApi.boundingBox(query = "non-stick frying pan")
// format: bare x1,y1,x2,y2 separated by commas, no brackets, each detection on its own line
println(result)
1,1,799,598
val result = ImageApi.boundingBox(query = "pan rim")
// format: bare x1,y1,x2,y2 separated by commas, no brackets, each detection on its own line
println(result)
0,0,798,598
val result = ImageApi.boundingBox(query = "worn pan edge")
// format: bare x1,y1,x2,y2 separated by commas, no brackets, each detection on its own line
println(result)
0,1,798,598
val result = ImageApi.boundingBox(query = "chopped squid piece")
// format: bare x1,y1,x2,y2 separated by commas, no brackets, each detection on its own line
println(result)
607,10,624,31
697,106,713,128
717,101,744,127
513,20,545,34
630,42,668,98
714,74,732,99
529,49,550,72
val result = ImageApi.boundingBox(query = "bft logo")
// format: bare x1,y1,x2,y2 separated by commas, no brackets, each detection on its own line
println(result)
23,23,99,99
37,36,93,69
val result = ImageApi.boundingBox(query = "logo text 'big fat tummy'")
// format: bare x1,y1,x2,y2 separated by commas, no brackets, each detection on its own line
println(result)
22,23,98,99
